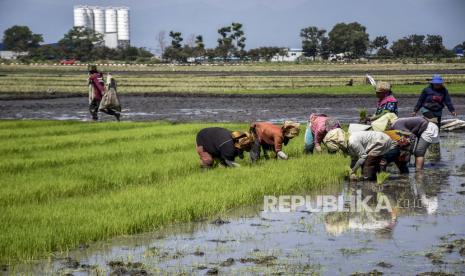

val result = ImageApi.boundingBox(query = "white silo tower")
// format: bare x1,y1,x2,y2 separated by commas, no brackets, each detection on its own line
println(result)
104,7,118,48
85,7,95,31
74,6,89,28
105,8,117,33
93,7,105,34
116,7,130,47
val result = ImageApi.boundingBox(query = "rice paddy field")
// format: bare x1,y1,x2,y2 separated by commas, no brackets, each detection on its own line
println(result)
0,120,348,265
1,63,465,96
2,62,465,274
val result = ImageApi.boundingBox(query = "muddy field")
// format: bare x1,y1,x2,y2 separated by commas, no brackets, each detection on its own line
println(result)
13,132,465,275
1,94,464,123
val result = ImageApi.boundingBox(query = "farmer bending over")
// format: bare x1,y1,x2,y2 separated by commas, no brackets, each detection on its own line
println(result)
389,117,439,170
323,129,407,181
195,127,254,169
250,121,300,161
412,75,456,128
304,113,341,154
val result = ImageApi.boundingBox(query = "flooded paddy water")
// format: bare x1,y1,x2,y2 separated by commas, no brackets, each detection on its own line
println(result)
6,132,465,275
0,94,464,123
1,93,464,275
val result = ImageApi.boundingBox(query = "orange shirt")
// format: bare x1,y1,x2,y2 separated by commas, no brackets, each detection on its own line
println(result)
252,122,284,152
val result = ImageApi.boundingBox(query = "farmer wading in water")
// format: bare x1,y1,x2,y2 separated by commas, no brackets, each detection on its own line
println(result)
412,74,457,127
88,65,121,121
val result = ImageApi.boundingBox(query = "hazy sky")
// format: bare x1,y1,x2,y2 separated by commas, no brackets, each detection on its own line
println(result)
1,0,464,52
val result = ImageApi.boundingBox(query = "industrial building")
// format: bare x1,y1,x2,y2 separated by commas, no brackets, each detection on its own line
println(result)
73,5,130,49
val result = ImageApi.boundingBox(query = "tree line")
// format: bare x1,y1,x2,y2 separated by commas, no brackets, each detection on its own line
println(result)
2,22,464,63
1,25,153,62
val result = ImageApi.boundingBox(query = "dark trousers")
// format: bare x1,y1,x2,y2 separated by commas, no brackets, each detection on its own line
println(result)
381,148,409,174
89,99,119,120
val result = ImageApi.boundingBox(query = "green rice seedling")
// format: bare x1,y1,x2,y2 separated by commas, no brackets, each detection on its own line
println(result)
0,120,348,264
376,172,391,184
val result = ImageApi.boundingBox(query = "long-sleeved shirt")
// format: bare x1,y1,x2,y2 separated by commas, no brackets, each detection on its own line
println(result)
196,127,238,163
414,86,455,115
310,114,328,148
348,131,397,171
251,122,284,152
374,95,398,118
88,72,105,102
391,117,429,138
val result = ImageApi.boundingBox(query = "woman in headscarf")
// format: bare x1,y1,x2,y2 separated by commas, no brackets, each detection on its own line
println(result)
195,127,254,169
250,121,300,161
88,65,120,121
412,74,457,127
304,114,341,154
323,129,404,181
362,81,398,124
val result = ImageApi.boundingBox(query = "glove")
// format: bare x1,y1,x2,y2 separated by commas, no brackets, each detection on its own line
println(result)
277,151,288,160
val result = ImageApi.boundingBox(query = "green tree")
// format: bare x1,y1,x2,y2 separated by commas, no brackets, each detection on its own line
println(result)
2,25,43,51
28,45,60,61
194,35,206,57
425,34,445,56
169,31,183,49
328,22,369,58
409,34,425,58
247,47,284,61
216,22,246,60
300,26,327,59
163,31,185,62
58,27,103,61
371,36,389,49
391,37,412,57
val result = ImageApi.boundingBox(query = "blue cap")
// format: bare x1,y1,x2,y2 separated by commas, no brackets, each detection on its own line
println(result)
431,75,444,84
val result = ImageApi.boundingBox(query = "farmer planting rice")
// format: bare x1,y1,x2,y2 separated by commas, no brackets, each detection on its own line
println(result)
250,121,300,161
361,81,398,124
304,113,341,154
412,74,457,127
195,127,254,169
389,117,440,170
88,65,121,121
323,129,408,181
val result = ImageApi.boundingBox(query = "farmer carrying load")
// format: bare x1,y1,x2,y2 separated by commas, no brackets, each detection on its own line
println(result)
250,121,300,161
412,75,457,128
361,81,398,125
88,65,121,121
195,127,254,169
389,117,440,170
323,129,407,181
304,113,341,154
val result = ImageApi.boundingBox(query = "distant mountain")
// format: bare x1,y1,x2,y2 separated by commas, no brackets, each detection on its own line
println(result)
0,43,4,50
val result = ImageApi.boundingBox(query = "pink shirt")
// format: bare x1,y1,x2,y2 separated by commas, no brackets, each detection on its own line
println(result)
309,114,328,147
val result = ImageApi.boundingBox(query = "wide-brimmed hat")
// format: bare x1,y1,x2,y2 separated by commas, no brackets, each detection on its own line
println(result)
323,128,347,153
430,74,444,85
232,131,254,151
282,121,301,138
375,81,391,93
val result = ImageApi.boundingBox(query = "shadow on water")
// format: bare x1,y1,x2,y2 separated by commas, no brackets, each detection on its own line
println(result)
6,133,465,275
